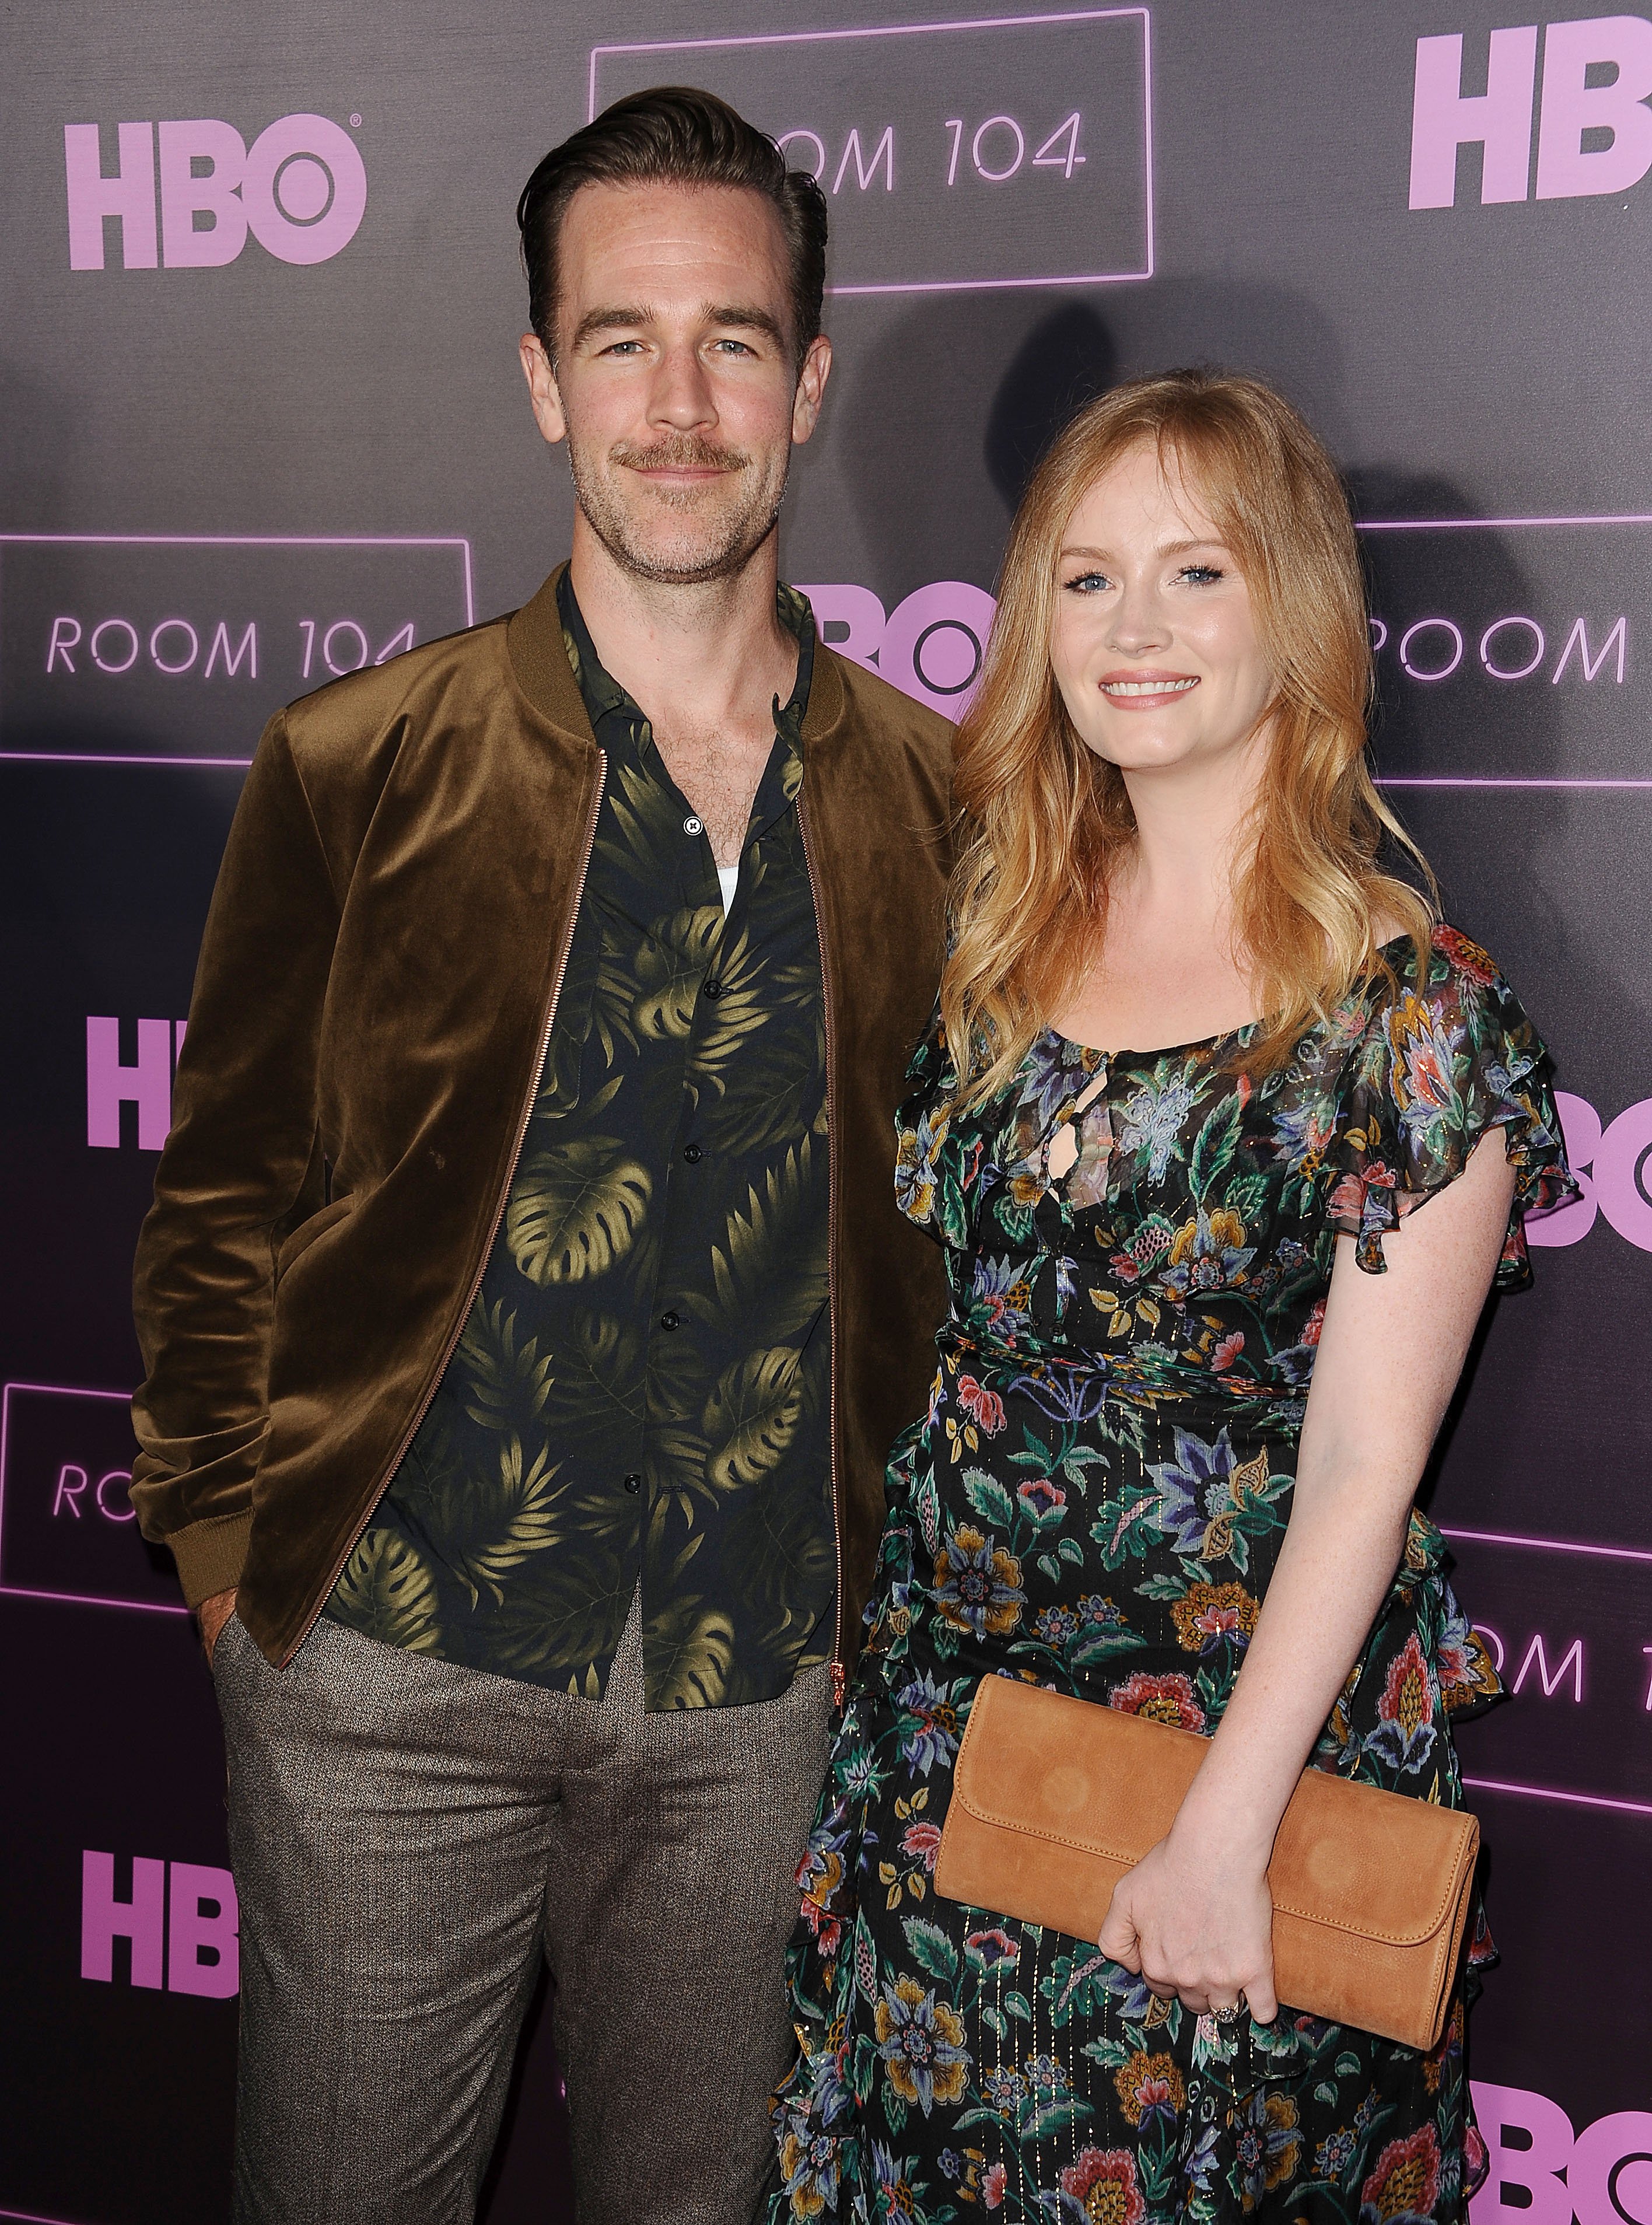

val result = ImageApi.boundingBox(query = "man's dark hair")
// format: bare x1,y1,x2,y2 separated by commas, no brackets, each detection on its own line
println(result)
517,87,828,370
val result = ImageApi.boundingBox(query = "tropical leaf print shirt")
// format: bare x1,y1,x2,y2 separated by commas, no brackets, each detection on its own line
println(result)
323,572,833,1709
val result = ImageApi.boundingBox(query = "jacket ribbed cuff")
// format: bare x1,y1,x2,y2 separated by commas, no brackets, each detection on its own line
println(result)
165,1509,255,1609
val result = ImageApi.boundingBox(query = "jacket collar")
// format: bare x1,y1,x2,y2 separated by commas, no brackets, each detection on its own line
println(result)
505,560,848,758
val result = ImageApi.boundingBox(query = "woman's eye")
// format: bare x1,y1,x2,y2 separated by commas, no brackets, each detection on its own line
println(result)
1178,564,1225,585
1062,571,1111,595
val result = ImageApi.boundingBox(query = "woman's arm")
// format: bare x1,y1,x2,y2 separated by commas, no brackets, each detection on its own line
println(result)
1096,1127,1517,2018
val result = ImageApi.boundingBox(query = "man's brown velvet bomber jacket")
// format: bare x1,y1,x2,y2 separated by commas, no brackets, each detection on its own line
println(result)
130,568,954,1679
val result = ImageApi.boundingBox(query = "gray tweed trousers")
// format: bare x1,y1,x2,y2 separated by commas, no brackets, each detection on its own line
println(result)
212,1593,832,2225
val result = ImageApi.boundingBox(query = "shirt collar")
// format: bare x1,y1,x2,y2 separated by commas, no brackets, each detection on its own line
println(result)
556,569,815,778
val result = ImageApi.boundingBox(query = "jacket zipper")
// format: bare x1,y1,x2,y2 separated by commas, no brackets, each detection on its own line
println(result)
796,791,846,1709
279,754,608,1666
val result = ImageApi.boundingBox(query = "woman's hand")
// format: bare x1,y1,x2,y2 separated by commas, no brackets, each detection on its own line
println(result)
1097,1824,1278,2023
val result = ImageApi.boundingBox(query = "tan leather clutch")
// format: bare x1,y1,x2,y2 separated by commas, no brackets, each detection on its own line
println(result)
933,1675,1478,2052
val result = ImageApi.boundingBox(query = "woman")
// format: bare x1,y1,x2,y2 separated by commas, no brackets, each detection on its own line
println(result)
768,371,1574,2222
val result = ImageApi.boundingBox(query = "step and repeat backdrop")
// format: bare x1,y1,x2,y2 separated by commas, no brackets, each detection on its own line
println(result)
2,2,1648,2219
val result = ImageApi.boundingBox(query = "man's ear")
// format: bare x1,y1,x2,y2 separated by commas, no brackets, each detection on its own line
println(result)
791,333,833,446
520,333,568,446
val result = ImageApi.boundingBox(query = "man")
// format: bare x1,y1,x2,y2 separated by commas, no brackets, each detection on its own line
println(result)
130,88,952,2224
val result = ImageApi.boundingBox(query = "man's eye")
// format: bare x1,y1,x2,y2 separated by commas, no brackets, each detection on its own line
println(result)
711,338,755,355
599,339,644,356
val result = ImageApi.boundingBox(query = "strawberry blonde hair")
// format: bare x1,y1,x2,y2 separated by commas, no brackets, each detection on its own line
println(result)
942,368,1435,1104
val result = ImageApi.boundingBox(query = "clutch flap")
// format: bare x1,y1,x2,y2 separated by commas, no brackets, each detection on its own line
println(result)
951,1675,1204,1866
1269,1774,1478,1949
951,1674,1478,1951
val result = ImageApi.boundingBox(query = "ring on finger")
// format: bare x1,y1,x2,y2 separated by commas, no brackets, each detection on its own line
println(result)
1211,1993,1247,2025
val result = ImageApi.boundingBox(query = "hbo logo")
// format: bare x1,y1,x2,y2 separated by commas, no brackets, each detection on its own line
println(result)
65,115,366,270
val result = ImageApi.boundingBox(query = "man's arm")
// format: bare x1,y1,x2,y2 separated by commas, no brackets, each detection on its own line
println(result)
130,709,341,1610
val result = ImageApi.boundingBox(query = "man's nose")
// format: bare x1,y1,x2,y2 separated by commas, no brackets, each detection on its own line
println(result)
648,344,718,433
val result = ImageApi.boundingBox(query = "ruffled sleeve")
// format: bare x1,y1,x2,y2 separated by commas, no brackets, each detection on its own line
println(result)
1322,925,1579,1285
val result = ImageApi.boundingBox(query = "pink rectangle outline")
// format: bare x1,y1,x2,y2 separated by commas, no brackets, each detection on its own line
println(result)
0,532,474,771
1359,509,1652,790
590,6,1154,295
0,751,253,769
1463,1776,1652,1821
0,1381,189,1618
1442,1525,1652,1565
1444,1523,1652,1820
0,2207,89,2223
0,532,475,624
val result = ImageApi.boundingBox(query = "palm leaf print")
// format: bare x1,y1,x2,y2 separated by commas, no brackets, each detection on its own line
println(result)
702,1346,806,1491
648,1596,736,1709
685,922,771,1094
449,1433,563,1608
330,1530,442,1653
705,1138,828,1335
456,1298,555,1430
628,905,724,1042
506,1139,651,1283
555,1309,647,1431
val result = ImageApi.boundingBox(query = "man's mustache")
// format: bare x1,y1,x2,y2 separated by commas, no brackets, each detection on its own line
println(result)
610,436,750,474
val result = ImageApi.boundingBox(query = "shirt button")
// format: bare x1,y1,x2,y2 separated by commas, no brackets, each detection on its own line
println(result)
682,1143,703,1164
703,977,724,999
622,1472,642,1496
684,815,703,836
660,1309,681,1331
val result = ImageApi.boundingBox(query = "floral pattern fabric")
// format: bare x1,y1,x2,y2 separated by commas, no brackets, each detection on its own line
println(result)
769,928,1575,2221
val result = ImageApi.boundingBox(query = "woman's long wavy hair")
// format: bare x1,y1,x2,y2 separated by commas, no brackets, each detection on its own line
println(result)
941,368,1436,1105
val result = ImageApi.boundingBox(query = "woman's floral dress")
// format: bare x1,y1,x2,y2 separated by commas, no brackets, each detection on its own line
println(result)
767,927,1576,2225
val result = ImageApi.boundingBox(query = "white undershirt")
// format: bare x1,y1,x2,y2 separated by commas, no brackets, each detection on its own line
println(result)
717,863,738,916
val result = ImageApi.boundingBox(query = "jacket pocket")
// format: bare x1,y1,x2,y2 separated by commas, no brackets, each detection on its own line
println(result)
274,1195,354,1286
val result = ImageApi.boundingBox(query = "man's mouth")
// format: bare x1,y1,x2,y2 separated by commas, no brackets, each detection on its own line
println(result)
615,439,747,481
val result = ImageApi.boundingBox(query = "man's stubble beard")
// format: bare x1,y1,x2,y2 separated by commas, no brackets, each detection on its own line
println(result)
565,431,789,587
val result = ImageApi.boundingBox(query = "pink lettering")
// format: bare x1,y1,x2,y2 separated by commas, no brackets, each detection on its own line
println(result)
878,580,995,718
52,1464,89,1518
322,619,369,675
89,617,139,674
1569,2110,1652,2225
776,130,827,180
1527,1090,1600,1247
1409,29,1538,211
1535,14,1652,201
204,619,257,678
1592,1096,1652,1249
46,616,81,673
149,617,200,675
1398,617,1464,680
832,125,895,195
86,1015,172,1151
81,1850,165,1988
796,584,886,673
240,115,367,266
1510,1632,1584,1703
1478,615,1545,680
157,120,249,269
1468,2080,1573,2225
167,1862,239,1998
64,123,158,271
96,1469,135,1523
1550,614,1627,684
